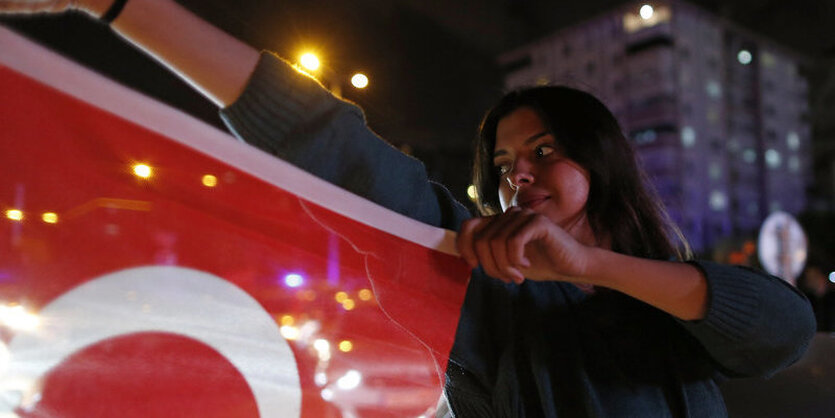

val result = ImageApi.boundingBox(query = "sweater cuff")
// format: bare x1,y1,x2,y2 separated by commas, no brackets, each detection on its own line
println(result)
681,260,762,342
219,51,339,154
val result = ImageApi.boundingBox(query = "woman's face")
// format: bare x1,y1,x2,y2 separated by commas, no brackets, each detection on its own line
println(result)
493,107,594,242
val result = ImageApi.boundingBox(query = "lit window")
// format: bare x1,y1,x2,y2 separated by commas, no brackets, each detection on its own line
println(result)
765,149,781,168
787,132,800,150
705,80,722,99
737,49,753,65
681,126,696,148
709,190,727,211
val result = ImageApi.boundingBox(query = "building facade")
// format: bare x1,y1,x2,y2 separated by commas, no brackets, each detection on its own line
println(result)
498,0,812,252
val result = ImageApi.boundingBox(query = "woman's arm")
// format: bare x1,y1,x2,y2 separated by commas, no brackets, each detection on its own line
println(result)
106,0,258,106
218,52,470,229
0,0,259,105
456,207,709,319
584,249,814,377
2,0,472,228
457,208,816,376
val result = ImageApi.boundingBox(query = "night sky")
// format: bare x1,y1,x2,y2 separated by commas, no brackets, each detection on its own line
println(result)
1,0,833,205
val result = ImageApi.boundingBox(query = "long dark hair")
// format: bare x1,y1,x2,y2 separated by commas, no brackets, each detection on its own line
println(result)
473,86,691,260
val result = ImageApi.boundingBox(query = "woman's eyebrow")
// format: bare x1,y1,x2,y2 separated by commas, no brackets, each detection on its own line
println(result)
493,131,550,159
524,131,549,145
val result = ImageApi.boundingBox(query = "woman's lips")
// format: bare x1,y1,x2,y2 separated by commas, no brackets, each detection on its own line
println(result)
519,196,549,209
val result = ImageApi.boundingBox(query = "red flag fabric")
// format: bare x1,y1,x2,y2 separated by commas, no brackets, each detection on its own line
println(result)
0,27,470,417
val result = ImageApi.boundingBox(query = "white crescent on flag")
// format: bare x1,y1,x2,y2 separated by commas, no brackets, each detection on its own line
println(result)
2,266,301,417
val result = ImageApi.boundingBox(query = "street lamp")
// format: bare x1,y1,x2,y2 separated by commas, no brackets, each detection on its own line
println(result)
351,73,369,89
300,53,320,71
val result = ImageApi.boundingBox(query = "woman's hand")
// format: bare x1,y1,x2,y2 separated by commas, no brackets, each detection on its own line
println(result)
0,0,112,18
456,207,594,284
457,207,709,319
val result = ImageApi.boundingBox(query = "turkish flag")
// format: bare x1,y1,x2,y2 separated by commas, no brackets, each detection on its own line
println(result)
0,27,470,417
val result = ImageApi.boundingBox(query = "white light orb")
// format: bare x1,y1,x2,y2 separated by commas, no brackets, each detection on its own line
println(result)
681,126,696,147
737,49,753,65
765,149,781,168
351,73,369,89
640,4,654,20
787,132,800,150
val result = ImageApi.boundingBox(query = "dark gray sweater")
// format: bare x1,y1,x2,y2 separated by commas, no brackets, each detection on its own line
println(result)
220,53,816,417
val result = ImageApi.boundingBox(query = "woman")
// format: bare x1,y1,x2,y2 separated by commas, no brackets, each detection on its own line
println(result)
1,1,816,416
441,87,810,416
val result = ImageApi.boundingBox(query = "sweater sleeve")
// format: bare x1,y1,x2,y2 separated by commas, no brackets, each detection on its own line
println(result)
679,260,816,378
218,51,471,230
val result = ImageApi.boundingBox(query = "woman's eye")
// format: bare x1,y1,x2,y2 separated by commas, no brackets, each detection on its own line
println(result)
535,145,555,158
495,163,511,176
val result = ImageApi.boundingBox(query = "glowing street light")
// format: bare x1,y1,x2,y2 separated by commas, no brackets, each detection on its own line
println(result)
351,73,369,89
284,273,305,288
640,4,654,20
132,163,152,179
5,209,23,221
42,212,58,224
334,291,348,303
202,174,218,187
300,53,320,71
0,305,40,331
358,289,373,301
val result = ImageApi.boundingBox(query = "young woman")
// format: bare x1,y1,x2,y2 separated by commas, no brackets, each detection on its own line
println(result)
2,1,816,416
